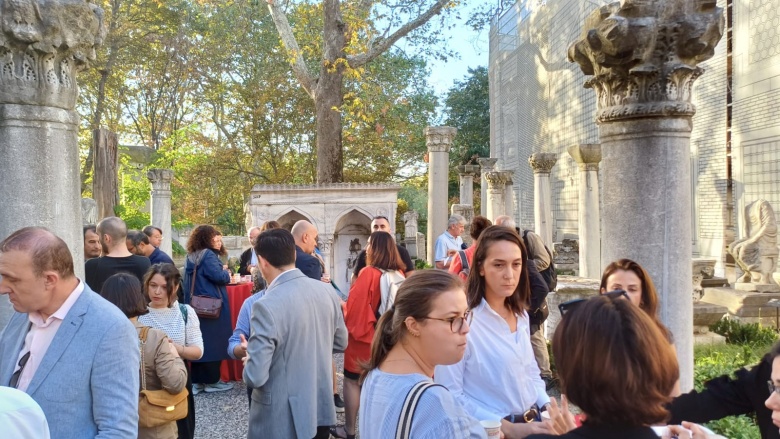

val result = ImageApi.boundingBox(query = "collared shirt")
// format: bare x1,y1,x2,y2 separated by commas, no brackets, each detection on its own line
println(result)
250,249,258,267
265,268,298,292
0,387,50,438
14,281,85,392
434,231,463,263
434,298,550,421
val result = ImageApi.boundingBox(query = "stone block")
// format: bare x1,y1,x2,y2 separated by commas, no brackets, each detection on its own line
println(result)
700,288,780,325
735,283,780,293
693,302,728,327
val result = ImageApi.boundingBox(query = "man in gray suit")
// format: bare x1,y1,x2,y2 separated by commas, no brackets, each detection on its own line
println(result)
244,228,348,439
0,227,139,438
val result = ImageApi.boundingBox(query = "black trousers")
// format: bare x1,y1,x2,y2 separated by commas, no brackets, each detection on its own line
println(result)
190,360,222,384
313,426,331,439
177,362,195,439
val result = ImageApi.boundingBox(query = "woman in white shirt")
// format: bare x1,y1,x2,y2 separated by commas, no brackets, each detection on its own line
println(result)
435,226,555,438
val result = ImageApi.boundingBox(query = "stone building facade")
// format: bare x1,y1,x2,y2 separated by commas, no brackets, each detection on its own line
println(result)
490,0,780,277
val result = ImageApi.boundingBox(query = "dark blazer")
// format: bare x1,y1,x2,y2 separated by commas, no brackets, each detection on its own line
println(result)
149,246,174,265
295,246,322,280
352,244,415,278
669,353,778,439
238,247,254,276
528,424,659,439
182,248,232,362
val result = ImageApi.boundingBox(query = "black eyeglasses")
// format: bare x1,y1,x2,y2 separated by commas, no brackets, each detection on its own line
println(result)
423,311,472,333
558,290,629,315
768,380,780,396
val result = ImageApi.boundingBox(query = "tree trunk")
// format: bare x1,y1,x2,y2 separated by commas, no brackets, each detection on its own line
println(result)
316,0,347,184
93,128,119,220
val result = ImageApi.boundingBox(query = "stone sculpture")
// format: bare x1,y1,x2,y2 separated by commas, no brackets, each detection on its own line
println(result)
729,199,779,290
81,198,97,225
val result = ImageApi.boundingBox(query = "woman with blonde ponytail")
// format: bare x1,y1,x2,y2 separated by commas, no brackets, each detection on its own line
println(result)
358,270,487,439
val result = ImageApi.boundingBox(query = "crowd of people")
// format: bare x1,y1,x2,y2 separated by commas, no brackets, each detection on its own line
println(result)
2,213,780,439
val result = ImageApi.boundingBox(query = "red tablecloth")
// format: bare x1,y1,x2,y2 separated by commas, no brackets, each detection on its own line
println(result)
220,282,254,382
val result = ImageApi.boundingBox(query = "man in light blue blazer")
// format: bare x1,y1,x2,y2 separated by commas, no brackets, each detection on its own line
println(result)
0,227,139,438
244,228,348,439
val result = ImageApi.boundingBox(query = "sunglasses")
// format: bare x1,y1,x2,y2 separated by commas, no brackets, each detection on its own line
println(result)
558,290,629,315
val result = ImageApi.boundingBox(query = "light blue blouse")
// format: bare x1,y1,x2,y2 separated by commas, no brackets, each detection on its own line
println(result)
359,369,487,439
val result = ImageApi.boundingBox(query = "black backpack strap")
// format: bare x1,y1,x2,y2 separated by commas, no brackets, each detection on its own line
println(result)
395,381,443,439
457,250,469,271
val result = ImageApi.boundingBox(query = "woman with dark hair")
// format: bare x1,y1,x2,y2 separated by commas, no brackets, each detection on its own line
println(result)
358,270,486,438
139,263,203,439
436,226,554,438
101,273,187,439
449,215,493,281
182,225,233,394
331,231,406,439
527,295,712,439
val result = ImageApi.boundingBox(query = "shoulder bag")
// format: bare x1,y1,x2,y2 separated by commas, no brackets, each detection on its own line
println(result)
138,327,189,428
188,249,223,319
395,381,444,439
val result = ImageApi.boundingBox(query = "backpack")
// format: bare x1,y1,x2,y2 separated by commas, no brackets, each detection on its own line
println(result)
522,230,557,292
377,269,406,317
457,250,470,278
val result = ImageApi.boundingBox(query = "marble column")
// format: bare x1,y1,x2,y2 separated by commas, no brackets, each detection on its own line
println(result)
504,173,515,223
148,169,174,257
568,144,602,279
569,0,724,391
403,210,420,259
0,1,105,328
478,158,498,216
426,126,457,264
485,171,510,223
457,164,479,206
529,153,557,249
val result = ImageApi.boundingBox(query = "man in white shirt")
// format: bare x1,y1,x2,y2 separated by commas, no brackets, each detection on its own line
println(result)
434,214,466,269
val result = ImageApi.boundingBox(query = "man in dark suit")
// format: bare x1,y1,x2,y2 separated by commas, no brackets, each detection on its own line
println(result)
350,215,414,282
291,220,323,281
238,226,262,276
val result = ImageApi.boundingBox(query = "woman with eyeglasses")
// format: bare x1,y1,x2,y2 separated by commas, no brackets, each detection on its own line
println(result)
358,270,487,438
435,226,556,438
527,295,718,439
330,231,407,439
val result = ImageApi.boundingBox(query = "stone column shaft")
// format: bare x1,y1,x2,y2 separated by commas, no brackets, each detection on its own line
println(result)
426,126,457,264
485,171,510,223
148,169,174,257
478,158,498,217
457,164,479,206
529,153,557,249
568,144,602,279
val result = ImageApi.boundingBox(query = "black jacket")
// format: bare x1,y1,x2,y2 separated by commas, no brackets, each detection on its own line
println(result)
238,247,253,276
528,424,659,439
295,246,322,280
669,353,777,439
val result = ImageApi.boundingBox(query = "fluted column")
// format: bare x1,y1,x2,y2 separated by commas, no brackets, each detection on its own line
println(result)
0,1,105,328
148,169,174,257
478,158,498,216
568,144,602,279
569,0,724,391
485,171,510,223
426,126,457,264
529,153,557,250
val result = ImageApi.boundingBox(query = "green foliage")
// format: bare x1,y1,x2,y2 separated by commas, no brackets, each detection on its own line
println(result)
704,416,760,439
444,66,490,166
415,259,433,270
171,240,186,257
709,318,778,346
114,205,150,231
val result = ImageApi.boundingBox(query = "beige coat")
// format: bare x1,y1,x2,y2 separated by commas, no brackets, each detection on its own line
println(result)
135,321,188,439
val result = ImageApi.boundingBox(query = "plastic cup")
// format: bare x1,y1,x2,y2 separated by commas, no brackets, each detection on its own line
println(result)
480,420,501,439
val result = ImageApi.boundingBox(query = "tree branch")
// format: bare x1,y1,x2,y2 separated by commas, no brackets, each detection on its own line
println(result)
347,0,450,68
266,0,317,98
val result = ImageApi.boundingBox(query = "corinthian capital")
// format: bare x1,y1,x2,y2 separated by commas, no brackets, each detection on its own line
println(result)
425,126,457,153
0,0,106,109
529,153,558,174
568,0,724,123
485,171,511,190
147,169,174,190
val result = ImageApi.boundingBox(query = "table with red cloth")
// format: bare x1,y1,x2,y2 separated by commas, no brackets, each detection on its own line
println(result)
220,282,254,382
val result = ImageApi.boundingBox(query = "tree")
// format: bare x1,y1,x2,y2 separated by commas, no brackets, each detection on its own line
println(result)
444,66,489,165
266,0,455,183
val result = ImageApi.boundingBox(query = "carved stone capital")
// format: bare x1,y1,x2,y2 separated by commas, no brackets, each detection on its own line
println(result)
425,126,457,153
477,157,498,173
319,236,334,254
0,1,106,109
147,168,174,191
403,210,418,224
568,0,724,123
529,153,558,174
457,164,479,177
485,171,511,190
567,144,602,171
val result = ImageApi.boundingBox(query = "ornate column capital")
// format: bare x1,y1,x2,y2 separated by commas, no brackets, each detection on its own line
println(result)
529,153,558,174
477,157,498,173
485,171,511,190
567,0,724,123
0,0,106,109
403,210,418,224
567,144,602,171
147,168,174,191
457,164,479,177
425,126,457,153
319,235,334,254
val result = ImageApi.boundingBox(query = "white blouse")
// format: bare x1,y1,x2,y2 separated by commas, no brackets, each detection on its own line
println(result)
434,298,550,421
138,301,204,351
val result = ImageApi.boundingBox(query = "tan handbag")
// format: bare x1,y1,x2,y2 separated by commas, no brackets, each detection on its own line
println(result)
138,327,189,428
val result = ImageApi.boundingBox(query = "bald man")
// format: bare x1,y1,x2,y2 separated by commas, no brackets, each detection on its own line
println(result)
291,220,322,280
85,217,150,293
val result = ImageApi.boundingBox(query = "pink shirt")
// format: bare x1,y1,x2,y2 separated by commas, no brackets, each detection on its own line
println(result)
14,281,85,392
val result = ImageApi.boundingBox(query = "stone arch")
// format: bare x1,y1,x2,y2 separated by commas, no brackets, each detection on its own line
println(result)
334,206,373,233
332,208,372,290
275,208,313,231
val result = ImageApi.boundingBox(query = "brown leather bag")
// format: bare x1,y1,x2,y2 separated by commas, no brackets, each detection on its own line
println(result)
188,249,222,319
138,327,189,428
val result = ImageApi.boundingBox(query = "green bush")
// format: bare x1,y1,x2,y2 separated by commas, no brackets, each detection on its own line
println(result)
172,240,186,257
414,259,433,270
704,416,760,439
709,318,778,346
